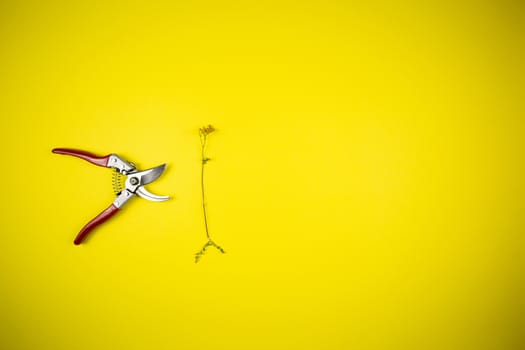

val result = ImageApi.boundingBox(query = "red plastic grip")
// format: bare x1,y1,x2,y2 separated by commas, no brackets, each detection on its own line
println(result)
74,204,120,245
52,148,111,167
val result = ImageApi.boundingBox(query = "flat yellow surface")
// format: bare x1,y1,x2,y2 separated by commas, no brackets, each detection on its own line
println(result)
1,1,524,349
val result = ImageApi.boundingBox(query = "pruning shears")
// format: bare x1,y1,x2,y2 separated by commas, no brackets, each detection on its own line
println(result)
52,148,169,245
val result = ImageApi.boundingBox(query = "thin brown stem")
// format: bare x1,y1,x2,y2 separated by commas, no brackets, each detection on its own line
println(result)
201,135,210,240
195,125,225,263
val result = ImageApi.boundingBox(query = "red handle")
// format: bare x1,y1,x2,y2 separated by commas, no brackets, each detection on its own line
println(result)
74,204,120,245
52,148,111,167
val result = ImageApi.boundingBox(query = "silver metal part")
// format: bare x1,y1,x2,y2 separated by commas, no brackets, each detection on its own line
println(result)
112,161,169,206
124,164,166,193
108,154,135,174
112,189,134,208
136,187,170,202
139,164,166,186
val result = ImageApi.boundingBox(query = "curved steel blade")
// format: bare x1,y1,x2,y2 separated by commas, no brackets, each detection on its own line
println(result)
136,187,170,202
137,164,166,186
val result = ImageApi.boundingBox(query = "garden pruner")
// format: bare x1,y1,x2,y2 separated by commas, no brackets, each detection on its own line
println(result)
52,148,169,245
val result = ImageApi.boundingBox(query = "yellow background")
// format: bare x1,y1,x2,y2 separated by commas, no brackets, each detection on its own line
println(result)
1,1,524,349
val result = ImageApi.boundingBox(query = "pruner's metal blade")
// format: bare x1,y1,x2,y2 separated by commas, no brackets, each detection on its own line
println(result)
137,164,166,186
136,187,170,202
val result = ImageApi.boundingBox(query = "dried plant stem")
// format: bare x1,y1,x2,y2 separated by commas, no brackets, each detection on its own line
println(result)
195,125,225,263
201,134,210,240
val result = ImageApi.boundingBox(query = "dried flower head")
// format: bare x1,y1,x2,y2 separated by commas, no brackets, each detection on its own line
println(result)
199,125,215,136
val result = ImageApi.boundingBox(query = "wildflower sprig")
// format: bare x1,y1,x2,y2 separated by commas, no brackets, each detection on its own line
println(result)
195,124,225,263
